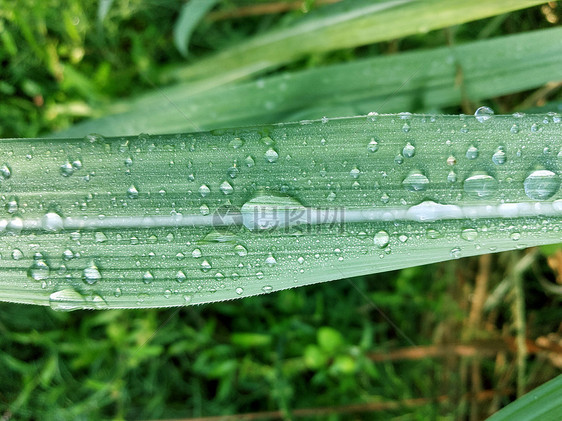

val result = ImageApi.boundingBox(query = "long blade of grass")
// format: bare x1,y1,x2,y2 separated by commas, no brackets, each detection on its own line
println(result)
485,374,562,421
56,27,562,138
173,0,220,57
160,0,548,86
2,113,562,310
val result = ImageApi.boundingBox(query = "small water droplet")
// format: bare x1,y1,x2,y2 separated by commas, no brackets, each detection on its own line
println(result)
235,287,244,295
83,262,101,285
510,124,520,134
199,184,210,197
176,270,187,283
350,167,360,179
60,161,74,177
394,154,404,165
227,166,239,179
447,171,457,183
466,145,479,160
114,287,122,297
12,249,23,260
0,163,12,180
235,244,248,257
28,258,50,281
492,147,506,165
374,231,390,248
201,260,212,272
220,181,233,195
402,170,429,192
199,204,210,215
464,173,498,198
368,138,379,153
262,285,273,293
450,247,462,259
265,148,279,163
511,232,521,241
143,271,154,284
531,123,540,133
523,170,560,200
402,142,415,158
474,106,494,123
461,228,478,241
95,231,108,243
192,248,202,258
265,253,277,266
447,155,456,166
127,185,139,199
245,155,255,167
229,137,244,149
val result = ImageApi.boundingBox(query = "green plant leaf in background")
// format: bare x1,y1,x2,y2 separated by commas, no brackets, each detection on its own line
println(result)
2,112,561,310
56,27,562,138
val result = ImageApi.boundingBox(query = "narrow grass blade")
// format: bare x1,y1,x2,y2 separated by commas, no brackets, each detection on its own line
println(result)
485,374,562,421
56,27,562,138
160,0,547,86
173,0,220,57
3,113,562,310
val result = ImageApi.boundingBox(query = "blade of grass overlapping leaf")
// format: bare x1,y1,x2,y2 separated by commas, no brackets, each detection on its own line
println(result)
159,0,548,86
2,113,562,310
56,27,562,138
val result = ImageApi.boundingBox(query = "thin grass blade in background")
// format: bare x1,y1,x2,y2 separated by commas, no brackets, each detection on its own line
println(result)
160,0,548,86
173,0,220,57
3,113,562,310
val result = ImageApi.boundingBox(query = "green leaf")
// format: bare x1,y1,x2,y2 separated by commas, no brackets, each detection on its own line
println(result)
485,375,562,421
56,27,562,137
160,0,548,85
173,0,220,58
2,113,561,310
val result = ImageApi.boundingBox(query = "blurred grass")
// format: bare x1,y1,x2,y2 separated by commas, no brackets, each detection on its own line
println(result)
1,0,561,420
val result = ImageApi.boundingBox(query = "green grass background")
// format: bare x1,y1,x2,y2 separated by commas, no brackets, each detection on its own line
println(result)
1,0,561,419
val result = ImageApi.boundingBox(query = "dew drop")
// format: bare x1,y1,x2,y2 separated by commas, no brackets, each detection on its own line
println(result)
234,244,248,257
199,204,210,215
199,184,210,197
461,228,478,241
201,260,212,272
143,271,154,284
402,142,415,158
368,138,379,153
176,270,187,283
265,253,277,266
0,163,12,180
12,249,23,260
28,258,50,281
474,106,494,123
220,181,234,195
7,216,23,234
229,137,244,149
350,167,360,179
60,161,74,177
450,247,462,259
511,232,521,241
227,166,239,179
192,248,202,258
374,231,390,248
464,173,498,198
235,287,244,295
127,185,139,199
492,147,506,165
265,148,279,163
42,212,64,232
83,262,101,285
466,145,479,160
447,171,457,183
245,155,255,167
49,289,86,312
262,285,273,293
402,170,429,192
523,170,560,200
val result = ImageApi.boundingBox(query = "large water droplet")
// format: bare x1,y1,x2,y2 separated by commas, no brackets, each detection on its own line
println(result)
402,171,429,192
374,231,390,248
464,173,498,198
201,260,212,272
60,161,74,177
42,212,64,232
143,271,154,284
199,184,210,197
28,258,50,281
241,194,306,231
523,170,560,200
49,289,86,312
461,228,478,241
234,244,248,257
474,106,494,123
265,253,277,266
466,145,479,160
